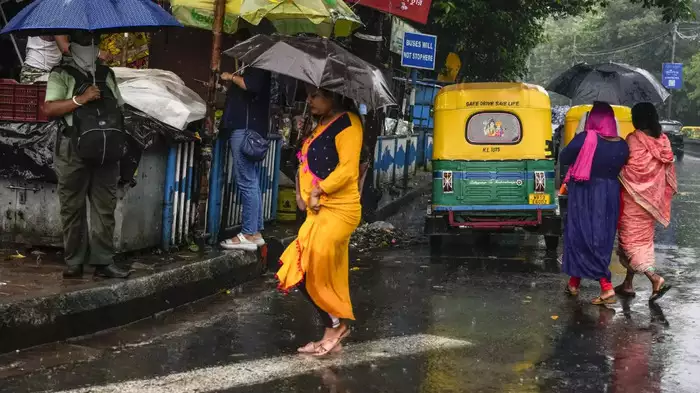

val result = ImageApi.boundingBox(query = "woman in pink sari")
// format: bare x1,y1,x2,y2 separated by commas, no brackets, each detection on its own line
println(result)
616,102,677,302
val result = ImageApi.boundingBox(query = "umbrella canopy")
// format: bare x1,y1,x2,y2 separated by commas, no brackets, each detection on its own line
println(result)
0,0,182,35
546,62,670,106
169,0,360,37
224,34,396,110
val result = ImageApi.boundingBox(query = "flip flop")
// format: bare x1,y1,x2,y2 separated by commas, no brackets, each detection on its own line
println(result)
614,285,636,298
650,284,672,303
591,295,617,306
565,286,579,296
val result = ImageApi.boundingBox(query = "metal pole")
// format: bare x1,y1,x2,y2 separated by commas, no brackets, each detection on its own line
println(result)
668,22,678,119
122,33,129,66
0,4,23,67
570,34,576,106
194,0,226,248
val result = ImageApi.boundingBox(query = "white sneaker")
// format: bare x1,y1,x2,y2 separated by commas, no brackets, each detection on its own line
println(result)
220,233,258,251
253,236,266,246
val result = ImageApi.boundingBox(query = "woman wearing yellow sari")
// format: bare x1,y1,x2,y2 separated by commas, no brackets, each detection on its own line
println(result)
276,87,363,356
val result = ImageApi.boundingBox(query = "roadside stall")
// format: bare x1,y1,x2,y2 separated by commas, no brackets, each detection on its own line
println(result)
0,67,204,252
0,0,226,252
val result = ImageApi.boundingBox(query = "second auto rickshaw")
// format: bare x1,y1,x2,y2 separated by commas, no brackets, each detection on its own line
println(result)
557,104,634,220
424,82,560,252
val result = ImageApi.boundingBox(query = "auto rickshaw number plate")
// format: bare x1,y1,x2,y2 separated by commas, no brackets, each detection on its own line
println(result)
529,193,551,205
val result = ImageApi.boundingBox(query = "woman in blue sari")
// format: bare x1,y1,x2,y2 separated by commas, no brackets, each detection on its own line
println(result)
560,102,629,305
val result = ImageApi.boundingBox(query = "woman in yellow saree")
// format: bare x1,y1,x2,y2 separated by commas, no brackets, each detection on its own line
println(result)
276,87,362,356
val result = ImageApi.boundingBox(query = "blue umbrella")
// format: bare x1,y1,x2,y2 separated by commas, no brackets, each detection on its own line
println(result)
0,0,182,35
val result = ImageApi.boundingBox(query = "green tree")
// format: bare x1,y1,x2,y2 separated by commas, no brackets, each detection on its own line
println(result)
529,0,700,123
682,45,700,121
424,0,693,82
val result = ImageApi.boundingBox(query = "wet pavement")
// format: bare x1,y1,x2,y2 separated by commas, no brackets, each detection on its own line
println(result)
1,156,700,392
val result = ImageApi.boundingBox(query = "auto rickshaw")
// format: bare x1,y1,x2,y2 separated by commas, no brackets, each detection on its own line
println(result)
424,82,561,252
557,104,635,221
681,125,700,139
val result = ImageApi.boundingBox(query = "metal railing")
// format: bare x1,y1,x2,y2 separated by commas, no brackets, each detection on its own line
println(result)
162,141,198,249
206,132,282,244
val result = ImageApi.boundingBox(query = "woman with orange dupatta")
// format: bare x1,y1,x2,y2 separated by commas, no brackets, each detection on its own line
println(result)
276,86,362,357
616,103,677,302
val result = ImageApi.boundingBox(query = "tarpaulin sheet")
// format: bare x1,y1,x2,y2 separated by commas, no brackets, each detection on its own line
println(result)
0,106,197,182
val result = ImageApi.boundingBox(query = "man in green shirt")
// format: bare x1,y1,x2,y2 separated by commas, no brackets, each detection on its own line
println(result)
43,32,130,279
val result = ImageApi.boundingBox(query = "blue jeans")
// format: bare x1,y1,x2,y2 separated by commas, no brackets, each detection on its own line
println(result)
230,129,264,235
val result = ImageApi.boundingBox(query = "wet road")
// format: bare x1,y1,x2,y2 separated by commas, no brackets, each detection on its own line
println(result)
2,157,700,392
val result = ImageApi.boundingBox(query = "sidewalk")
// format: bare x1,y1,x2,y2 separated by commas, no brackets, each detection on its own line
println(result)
0,170,431,354
0,247,264,354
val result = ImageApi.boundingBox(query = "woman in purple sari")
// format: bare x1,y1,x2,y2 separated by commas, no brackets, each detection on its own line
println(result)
560,102,629,305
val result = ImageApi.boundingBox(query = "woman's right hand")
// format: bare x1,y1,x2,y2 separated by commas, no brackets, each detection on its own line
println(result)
296,194,307,211
308,194,320,213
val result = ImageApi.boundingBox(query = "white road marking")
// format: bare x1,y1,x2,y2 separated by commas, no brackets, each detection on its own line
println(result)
52,334,470,393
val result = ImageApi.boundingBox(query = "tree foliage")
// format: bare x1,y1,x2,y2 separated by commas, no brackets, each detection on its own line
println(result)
529,0,700,123
425,0,693,82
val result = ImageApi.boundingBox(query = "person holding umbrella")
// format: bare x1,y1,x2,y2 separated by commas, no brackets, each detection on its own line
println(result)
43,31,130,279
276,86,363,356
225,34,395,356
560,102,629,305
218,30,272,251
616,103,677,302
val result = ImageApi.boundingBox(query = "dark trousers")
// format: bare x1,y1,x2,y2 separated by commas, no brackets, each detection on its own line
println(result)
298,280,335,328
54,136,119,267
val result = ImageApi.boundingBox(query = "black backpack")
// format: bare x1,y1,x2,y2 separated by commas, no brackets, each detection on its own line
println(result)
59,64,127,165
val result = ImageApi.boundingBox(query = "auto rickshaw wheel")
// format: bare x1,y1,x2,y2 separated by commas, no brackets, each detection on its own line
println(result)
544,235,560,251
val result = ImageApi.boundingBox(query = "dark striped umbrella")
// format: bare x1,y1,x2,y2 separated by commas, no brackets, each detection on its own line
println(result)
547,62,670,106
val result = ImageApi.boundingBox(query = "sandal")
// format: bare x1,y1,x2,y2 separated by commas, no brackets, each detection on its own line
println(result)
297,342,320,354
220,233,258,251
591,295,617,306
650,283,672,303
298,341,344,354
312,326,350,357
565,286,579,296
614,285,636,298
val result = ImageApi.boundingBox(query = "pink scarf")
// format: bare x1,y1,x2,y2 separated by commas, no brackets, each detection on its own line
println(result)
564,103,619,183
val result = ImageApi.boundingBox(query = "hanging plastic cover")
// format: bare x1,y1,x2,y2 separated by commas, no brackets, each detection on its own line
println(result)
0,107,198,182
113,67,207,130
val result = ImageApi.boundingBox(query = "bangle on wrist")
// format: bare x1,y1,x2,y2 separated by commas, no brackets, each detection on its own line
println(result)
72,96,83,106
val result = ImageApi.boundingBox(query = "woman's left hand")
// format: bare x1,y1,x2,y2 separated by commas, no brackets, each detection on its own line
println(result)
308,185,323,213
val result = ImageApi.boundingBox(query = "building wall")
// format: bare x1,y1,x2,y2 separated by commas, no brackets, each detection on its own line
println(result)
148,27,243,107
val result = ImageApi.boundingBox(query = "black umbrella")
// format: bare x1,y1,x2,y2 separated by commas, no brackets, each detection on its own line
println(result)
223,34,396,110
546,62,670,106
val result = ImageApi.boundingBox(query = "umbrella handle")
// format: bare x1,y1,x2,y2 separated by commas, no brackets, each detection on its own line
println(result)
91,38,96,85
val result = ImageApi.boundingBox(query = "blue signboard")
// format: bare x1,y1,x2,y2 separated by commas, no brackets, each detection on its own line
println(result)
401,32,437,70
662,63,683,90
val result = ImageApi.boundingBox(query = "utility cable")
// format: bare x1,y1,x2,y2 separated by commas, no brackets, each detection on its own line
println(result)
574,31,669,57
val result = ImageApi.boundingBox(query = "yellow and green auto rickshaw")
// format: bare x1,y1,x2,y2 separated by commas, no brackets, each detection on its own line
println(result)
557,105,634,220
682,125,700,139
424,82,560,252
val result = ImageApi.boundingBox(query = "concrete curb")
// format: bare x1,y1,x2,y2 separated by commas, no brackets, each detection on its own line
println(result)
0,251,263,354
373,182,431,222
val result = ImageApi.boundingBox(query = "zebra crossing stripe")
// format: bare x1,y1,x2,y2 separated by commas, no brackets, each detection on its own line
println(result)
53,334,470,393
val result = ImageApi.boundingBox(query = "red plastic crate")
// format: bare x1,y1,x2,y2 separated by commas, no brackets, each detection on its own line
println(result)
0,81,49,123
